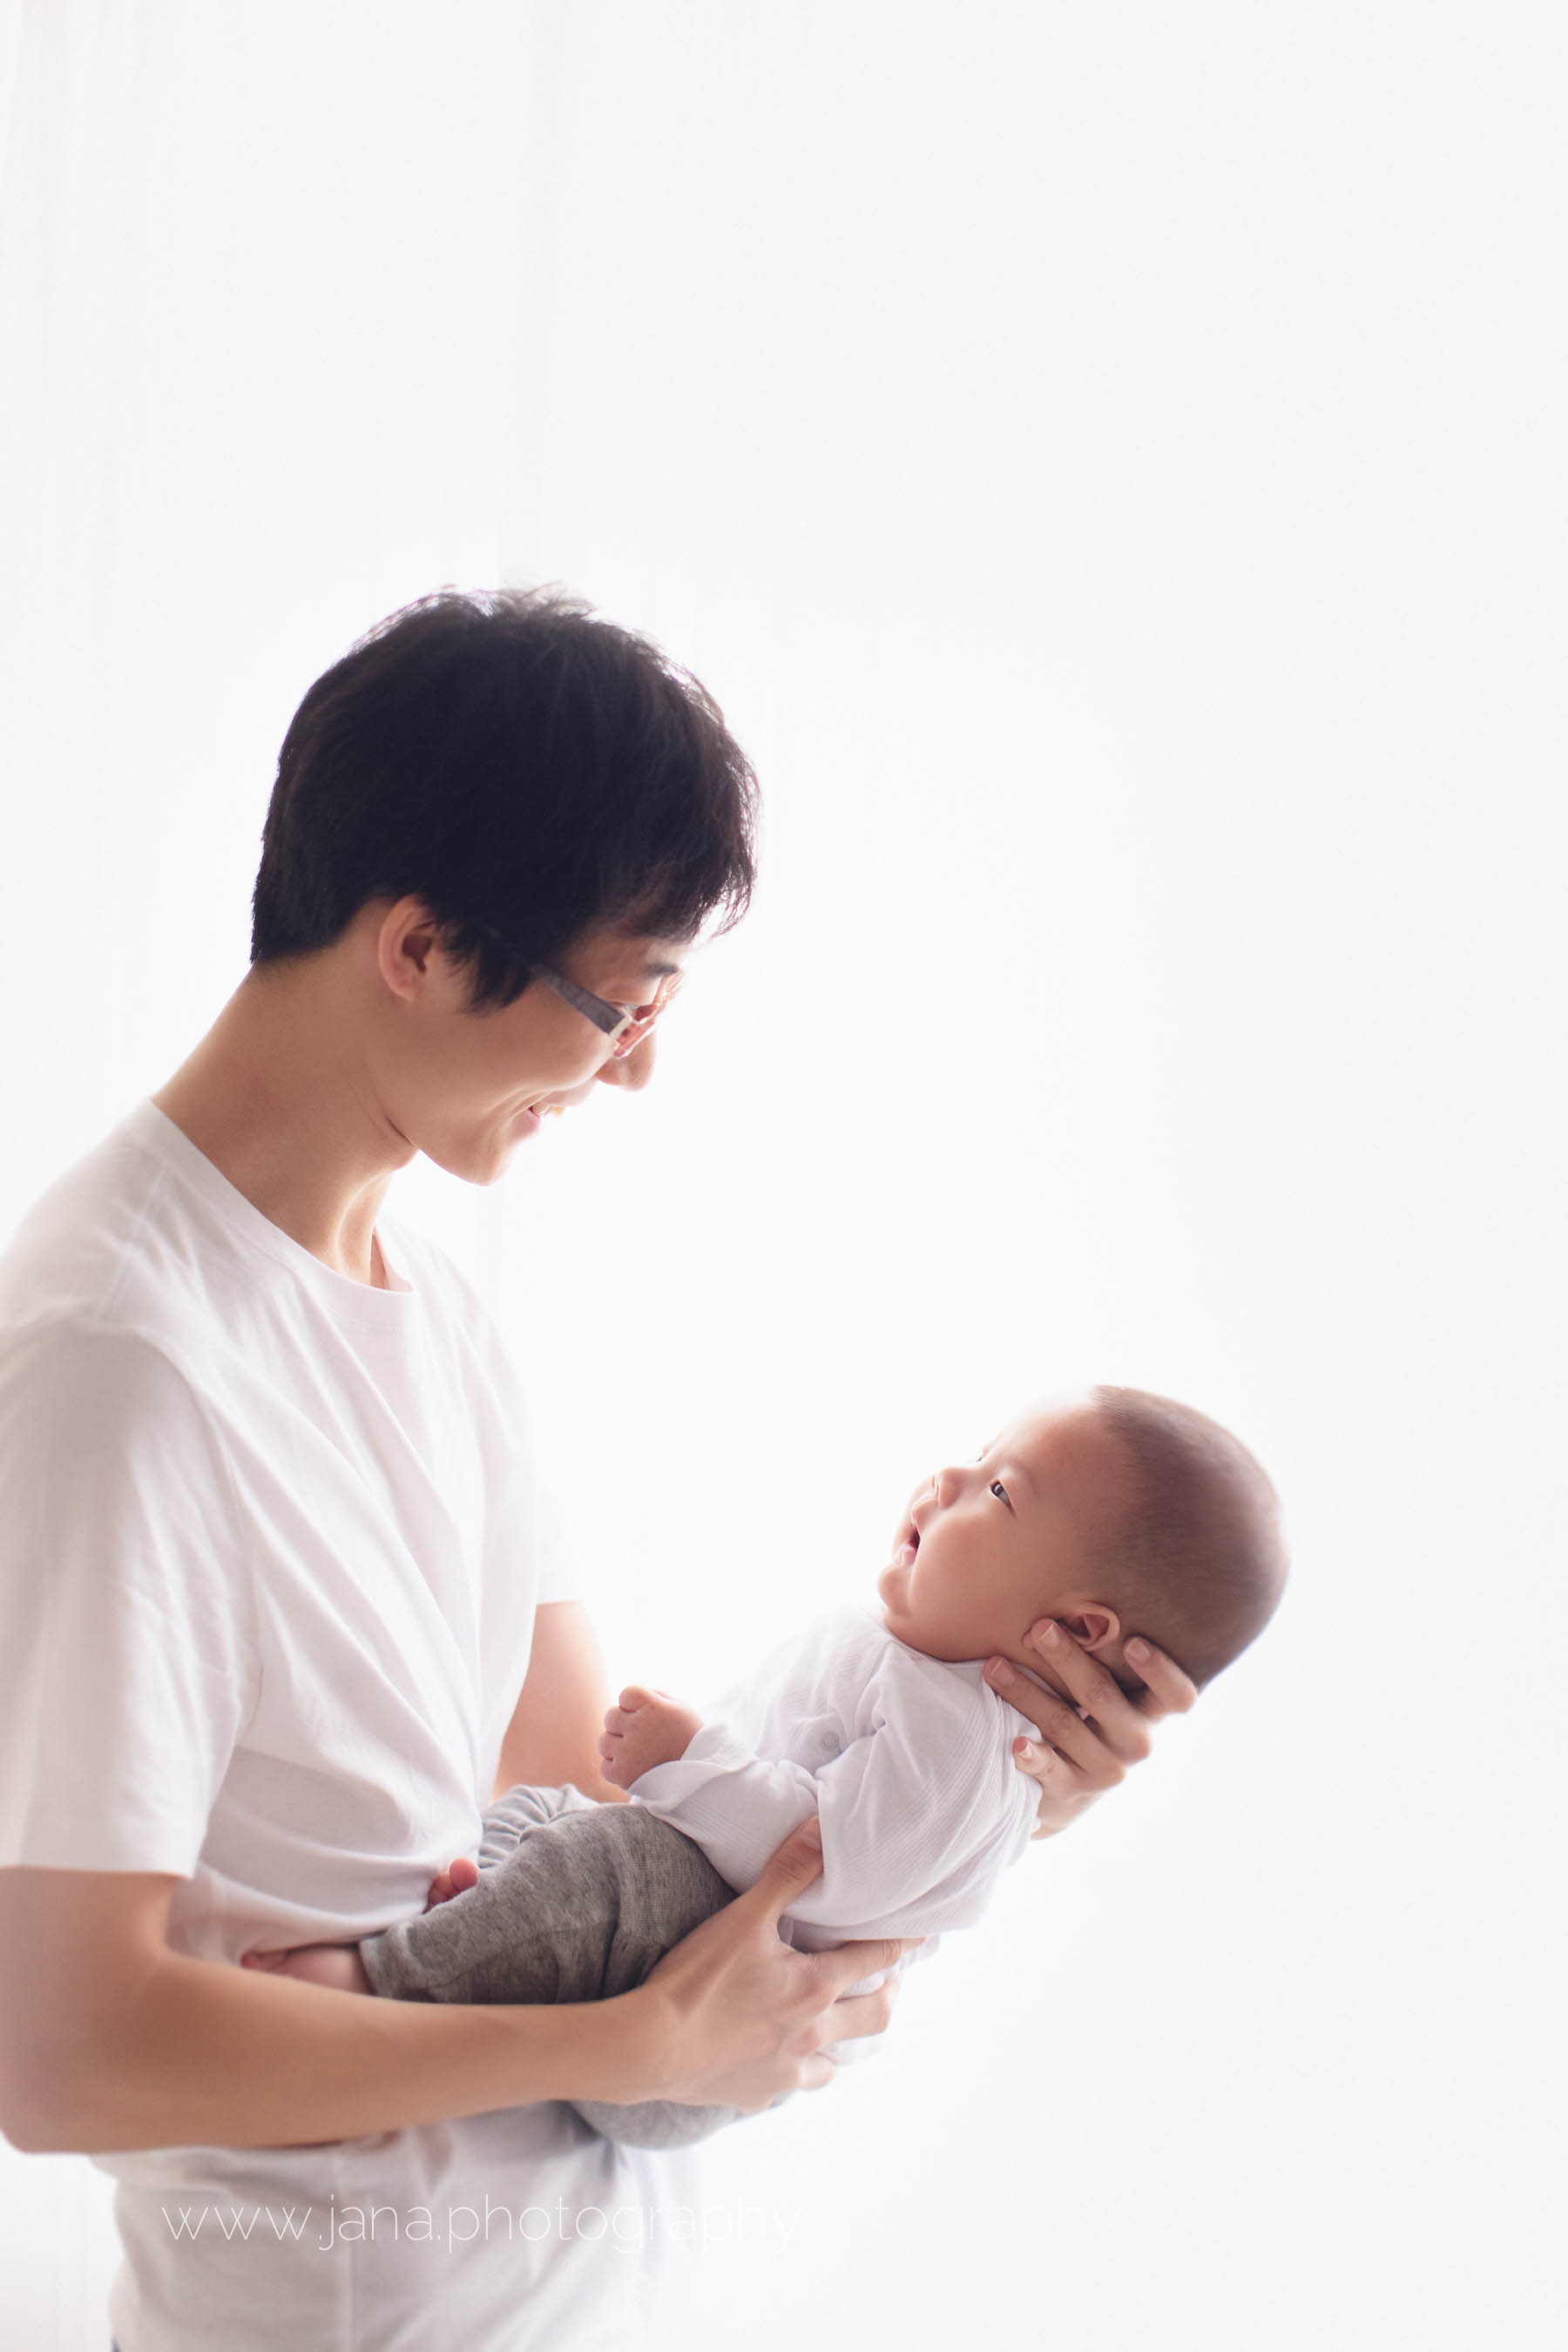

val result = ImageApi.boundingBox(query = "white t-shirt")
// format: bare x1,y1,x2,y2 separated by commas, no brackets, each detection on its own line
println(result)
0,1102,700,2352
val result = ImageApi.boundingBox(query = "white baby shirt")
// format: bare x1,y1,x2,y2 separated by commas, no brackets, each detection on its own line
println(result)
629,1603,1044,1960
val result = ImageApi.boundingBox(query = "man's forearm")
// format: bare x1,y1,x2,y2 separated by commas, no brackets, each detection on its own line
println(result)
14,1947,657,2155
495,1598,630,1803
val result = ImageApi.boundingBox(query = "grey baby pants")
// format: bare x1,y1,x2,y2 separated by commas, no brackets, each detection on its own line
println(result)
359,1784,750,2148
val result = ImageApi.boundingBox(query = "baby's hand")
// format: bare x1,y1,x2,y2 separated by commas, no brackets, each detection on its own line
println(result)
598,1685,703,1788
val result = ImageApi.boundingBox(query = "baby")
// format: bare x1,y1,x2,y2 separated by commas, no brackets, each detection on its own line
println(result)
246,1385,1287,2145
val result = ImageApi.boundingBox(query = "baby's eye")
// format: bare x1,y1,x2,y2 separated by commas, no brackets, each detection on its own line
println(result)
989,1479,1010,1506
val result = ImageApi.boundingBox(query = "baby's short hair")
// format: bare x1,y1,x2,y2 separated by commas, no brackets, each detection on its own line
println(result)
1086,1387,1288,1690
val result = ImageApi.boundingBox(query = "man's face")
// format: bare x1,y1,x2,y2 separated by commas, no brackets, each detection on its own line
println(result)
875,1396,1117,1664
374,918,686,1185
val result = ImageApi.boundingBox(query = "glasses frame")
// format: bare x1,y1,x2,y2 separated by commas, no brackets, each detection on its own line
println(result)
531,962,682,1059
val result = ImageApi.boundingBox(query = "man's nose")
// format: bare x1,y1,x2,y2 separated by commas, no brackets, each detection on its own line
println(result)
596,1034,658,1093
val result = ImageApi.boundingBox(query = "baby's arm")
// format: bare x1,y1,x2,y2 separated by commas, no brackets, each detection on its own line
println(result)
611,1714,825,1896
629,1707,1020,1936
597,1686,915,1919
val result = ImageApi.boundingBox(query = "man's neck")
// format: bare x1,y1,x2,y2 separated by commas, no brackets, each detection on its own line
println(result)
152,959,413,1288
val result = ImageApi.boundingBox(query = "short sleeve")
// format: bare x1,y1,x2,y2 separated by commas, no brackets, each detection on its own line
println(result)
0,1325,260,1876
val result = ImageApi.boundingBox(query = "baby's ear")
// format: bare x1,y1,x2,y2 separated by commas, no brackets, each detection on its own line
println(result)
1060,1603,1121,1654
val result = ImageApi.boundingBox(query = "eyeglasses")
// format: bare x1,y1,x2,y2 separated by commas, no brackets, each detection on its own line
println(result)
531,963,685,1058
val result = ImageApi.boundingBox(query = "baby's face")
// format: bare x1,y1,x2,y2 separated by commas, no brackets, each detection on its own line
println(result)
876,1396,1119,1666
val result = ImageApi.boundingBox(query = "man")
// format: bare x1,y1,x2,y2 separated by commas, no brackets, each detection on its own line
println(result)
0,589,1193,2349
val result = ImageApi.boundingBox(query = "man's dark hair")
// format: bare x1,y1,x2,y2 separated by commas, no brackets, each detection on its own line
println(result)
251,587,759,1007
1087,1387,1288,1691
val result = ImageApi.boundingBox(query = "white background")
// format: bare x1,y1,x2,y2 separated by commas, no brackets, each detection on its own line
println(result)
1,4,1563,2349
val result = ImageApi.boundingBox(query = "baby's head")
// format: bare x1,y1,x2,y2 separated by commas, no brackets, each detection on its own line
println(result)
876,1386,1286,1693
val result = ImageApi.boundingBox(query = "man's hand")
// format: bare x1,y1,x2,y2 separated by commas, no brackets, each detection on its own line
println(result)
0,1861,687,2153
598,1686,703,1789
634,1815,922,2112
984,1619,1199,1839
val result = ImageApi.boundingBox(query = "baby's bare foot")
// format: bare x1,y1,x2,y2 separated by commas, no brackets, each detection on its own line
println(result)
241,1943,370,1995
423,1855,480,1913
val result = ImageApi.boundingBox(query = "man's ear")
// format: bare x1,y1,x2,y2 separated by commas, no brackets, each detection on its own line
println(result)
375,897,446,1003
1059,1601,1122,1654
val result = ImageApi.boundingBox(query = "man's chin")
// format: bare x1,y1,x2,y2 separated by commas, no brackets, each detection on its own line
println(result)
416,1130,531,1187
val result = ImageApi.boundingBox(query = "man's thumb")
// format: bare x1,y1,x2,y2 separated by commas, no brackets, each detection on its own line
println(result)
746,1814,824,1922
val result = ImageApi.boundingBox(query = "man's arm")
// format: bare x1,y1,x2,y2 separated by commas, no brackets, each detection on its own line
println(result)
0,1840,911,2155
0,1865,646,2153
495,1599,629,1804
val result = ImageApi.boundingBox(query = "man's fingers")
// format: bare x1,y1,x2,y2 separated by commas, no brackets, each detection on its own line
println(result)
734,1815,827,1927
1014,1622,1155,1765
805,1936,923,2004
988,1659,1115,1780
816,1971,906,2044
1024,1620,1146,1740
1122,1636,1200,1720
